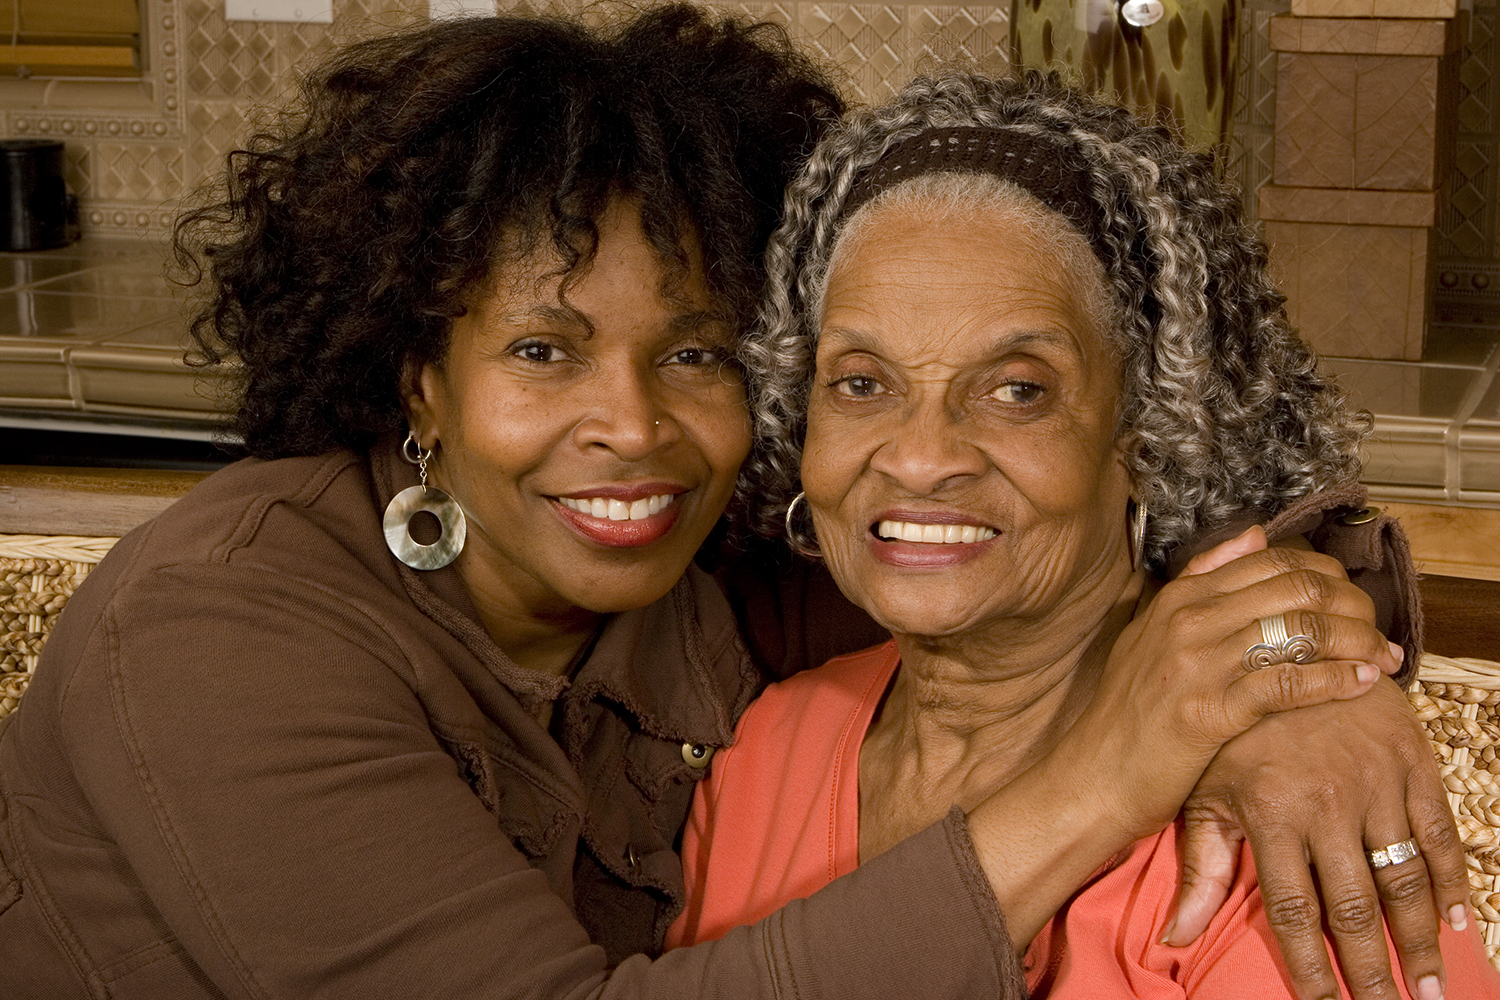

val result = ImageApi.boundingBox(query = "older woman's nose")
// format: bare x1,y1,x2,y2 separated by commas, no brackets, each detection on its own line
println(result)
571,370,679,460
867,403,985,496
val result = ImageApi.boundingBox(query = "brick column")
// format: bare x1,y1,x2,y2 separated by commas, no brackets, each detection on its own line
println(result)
1262,0,1461,360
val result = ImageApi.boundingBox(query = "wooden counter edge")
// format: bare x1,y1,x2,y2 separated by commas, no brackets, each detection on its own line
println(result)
0,465,210,537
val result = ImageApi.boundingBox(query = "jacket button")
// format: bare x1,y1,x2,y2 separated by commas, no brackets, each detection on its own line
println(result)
1337,506,1381,526
681,742,714,768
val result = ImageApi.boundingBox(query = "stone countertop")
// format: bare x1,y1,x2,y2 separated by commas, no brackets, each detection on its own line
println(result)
0,237,230,442
0,237,1496,506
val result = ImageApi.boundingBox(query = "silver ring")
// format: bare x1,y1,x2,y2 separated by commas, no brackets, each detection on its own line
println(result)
1367,838,1419,869
1242,613,1318,669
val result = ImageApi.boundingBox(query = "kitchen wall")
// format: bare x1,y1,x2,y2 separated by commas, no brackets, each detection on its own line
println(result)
0,1,1275,232
0,0,1492,314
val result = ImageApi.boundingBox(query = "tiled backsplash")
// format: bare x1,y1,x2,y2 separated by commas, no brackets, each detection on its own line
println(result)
0,0,1296,237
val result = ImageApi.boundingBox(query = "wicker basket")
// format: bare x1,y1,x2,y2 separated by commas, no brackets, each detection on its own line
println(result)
0,532,1496,967
0,533,117,718
1406,654,1500,965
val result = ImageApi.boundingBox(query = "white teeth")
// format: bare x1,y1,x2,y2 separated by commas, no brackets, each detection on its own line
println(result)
877,519,995,544
562,493,677,521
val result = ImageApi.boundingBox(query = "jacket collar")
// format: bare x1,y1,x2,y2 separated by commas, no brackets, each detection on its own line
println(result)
369,434,756,748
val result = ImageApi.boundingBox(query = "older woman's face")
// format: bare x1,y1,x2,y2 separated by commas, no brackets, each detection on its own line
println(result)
802,200,1133,638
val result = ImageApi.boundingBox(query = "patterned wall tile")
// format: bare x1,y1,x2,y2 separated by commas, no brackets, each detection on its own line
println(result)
909,6,1010,74
63,146,93,202
184,0,280,101
187,101,254,189
796,4,909,100
92,145,187,204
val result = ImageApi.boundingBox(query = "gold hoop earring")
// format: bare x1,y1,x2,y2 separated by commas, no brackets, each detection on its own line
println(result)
384,431,467,570
1128,496,1148,572
784,491,821,560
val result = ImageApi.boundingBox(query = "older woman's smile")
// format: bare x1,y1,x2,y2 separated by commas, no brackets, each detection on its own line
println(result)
874,519,996,544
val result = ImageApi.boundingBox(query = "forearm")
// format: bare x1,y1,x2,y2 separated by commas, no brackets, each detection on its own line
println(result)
965,756,1143,948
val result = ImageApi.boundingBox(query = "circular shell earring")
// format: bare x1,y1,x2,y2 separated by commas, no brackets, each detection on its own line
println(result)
383,432,467,570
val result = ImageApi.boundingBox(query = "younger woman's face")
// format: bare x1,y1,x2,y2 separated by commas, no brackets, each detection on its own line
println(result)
405,198,751,623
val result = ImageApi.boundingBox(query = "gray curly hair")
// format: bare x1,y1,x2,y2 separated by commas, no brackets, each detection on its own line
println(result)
738,69,1368,572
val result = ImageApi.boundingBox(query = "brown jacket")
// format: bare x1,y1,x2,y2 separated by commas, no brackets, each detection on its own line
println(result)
0,443,1020,999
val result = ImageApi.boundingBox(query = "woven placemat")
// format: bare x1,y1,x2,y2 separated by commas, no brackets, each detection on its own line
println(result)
1407,654,1500,966
0,534,118,718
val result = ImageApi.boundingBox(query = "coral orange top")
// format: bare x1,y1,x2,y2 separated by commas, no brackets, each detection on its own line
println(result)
666,642,1500,998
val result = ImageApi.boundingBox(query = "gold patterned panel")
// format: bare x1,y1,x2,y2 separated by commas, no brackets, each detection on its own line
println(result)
91,144,186,204
1012,0,1240,153
187,100,253,188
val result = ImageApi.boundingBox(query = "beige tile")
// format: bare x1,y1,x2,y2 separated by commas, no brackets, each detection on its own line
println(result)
70,344,228,414
1258,185,1437,226
1275,52,1357,187
1354,54,1441,189
1265,220,1428,360
1291,0,1457,17
91,144,187,204
1270,16,1456,55
1323,357,1478,419
1459,422,1500,492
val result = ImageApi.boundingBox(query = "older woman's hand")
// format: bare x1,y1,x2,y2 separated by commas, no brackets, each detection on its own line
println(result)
1160,528,1468,1000
1071,528,1402,846
967,527,1402,947
1168,688,1467,1000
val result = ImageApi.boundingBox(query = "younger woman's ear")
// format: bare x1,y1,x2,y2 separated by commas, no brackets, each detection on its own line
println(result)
399,354,435,441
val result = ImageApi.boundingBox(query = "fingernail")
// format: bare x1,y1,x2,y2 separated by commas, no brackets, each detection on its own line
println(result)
1158,915,1177,946
1447,903,1468,931
1356,663,1379,684
1389,641,1405,663
1417,974,1443,1000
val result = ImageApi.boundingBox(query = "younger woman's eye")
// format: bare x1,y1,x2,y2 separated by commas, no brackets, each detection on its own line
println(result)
993,381,1044,404
514,341,562,363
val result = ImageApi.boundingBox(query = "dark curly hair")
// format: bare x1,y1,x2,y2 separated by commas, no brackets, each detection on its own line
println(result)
175,3,843,459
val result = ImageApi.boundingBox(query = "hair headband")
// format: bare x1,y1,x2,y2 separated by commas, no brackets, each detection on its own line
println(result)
839,126,1109,260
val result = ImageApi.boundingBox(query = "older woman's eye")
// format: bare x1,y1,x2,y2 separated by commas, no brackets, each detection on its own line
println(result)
994,381,1044,404
834,375,883,397
671,347,708,365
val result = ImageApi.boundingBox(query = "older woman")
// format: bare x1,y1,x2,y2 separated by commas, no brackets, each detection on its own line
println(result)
670,70,1499,999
